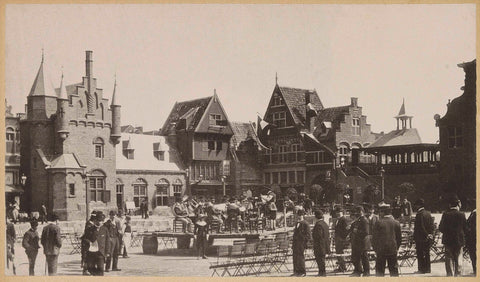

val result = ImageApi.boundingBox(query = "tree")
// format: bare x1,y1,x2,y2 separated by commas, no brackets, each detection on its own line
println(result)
398,182,415,197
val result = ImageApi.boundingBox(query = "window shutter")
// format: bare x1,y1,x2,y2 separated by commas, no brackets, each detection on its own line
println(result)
103,190,111,203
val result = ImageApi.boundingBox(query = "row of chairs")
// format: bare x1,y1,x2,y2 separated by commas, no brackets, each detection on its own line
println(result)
209,238,290,276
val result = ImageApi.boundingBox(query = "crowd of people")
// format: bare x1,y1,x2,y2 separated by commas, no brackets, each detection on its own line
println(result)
290,195,477,277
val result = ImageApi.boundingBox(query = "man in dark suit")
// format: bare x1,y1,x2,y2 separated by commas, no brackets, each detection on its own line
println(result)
465,199,476,275
372,204,401,277
439,196,467,276
312,209,330,276
350,206,370,276
413,198,435,274
104,210,121,272
334,206,349,272
86,211,110,276
291,209,311,276
22,219,40,276
41,213,62,275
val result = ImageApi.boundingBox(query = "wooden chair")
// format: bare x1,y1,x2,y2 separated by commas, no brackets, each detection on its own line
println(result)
173,218,186,233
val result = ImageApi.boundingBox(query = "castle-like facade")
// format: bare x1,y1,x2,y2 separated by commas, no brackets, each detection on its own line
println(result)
20,51,121,220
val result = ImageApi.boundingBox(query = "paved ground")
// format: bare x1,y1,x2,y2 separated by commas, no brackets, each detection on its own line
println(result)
5,239,475,277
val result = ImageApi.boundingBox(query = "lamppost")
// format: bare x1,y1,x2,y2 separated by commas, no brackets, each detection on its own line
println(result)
20,174,27,211
84,172,91,221
379,166,385,201
221,176,227,197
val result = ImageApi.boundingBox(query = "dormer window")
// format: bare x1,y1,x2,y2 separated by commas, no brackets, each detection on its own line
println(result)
123,139,135,159
209,114,226,126
153,142,165,160
272,94,284,106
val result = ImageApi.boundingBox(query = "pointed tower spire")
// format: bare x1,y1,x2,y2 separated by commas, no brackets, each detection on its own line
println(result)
398,98,406,115
275,72,278,85
58,67,68,100
29,49,56,97
111,74,118,106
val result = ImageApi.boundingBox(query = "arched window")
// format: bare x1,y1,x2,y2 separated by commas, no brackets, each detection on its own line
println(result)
89,170,108,203
173,179,183,198
338,142,350,158
155,179,170,207
93,137,104,159
100,103,104,120
133,178,148,208
6,127,14,141
116,178,124,210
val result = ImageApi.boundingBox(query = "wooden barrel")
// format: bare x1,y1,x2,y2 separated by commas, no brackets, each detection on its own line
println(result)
176,235,191,249
142,235,158,254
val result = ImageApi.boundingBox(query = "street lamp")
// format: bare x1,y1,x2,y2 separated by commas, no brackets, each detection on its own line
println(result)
21,174,27,186
379,166,385,201
221,176,226,196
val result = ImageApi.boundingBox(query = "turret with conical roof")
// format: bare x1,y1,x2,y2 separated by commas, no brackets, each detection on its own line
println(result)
110,77,121,144
395,98,413,130
56,70,70,140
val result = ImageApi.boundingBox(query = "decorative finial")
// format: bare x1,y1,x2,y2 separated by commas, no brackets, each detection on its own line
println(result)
41,48,44,63
214,88,216,95
61,65,64,78
275,72,278,85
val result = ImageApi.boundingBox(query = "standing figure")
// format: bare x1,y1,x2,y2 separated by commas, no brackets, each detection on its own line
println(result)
81,211,97,275
104,210,121,272
6,215,16,274
114,210,125,261
350,206,370,276
392,196,402,220
142,199,149,219
122,216,132,258
363,204,379,251
86,211,110,276
41,213,62,276
291,209,311,277
266,198,277,231
194,214,209,259
465,205,476,275
334,206,349,272
372,204,401,277
173,197,193,233
413,198,435,274
312,209,330,276
401,197,413,227
12,201,19,224
40,204,47,224
22,219,40,276
439,196,467,276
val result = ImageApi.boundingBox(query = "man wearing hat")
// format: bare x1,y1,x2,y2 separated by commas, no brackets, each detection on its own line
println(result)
439,195,467,276
312,209,330,276
372,204,401,276
81,211,98,274
350,206,370,276
465,199,476,275
104,210,121,272
22,219,40,276
291,209,311,276
173,197,193,233
334,206,349,272
413,198,435,274
86,211,110,276
41,213,62,275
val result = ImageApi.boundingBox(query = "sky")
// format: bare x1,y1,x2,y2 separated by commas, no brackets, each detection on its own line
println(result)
5,4,476,143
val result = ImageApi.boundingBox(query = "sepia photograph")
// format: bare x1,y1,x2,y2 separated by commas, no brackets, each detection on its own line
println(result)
3,2,477,278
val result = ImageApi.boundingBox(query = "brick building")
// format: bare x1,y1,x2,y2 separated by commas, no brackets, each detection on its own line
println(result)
116,132,186,213
259,83,336,196
161,92,236,200
5,99,24,206
19,51,121,220
436,59,476,206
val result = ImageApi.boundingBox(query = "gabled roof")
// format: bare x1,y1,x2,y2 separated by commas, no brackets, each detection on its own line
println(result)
230,121,267,150
277,86,323,127
316,106,350,123
368,128,422,148
116,133,184,171
49,154,83,169
161,96,212,135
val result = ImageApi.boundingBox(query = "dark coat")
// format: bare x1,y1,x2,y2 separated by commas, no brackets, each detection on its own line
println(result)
335,216,349,239
82,221,97,242
22,228,40,253
466,210,476,248
372,215,401,255
368,214,379,235
293,220,311,251
41,223,62,255
312,219,330,254
6,222,16,246
350,216,369,252
439,208,467,248
95,224,111,257
413,208,435,243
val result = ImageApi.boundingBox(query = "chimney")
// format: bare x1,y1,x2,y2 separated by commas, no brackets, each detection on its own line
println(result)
305,91,316,132
85,50,93,77
351,97,358,107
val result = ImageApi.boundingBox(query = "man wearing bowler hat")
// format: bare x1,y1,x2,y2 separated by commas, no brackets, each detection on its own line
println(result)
291,208,311,276
334,205,349,272
312,209,330,276
413,198,435,274
350,206,370,276
41,213,62,275
104,210,121,272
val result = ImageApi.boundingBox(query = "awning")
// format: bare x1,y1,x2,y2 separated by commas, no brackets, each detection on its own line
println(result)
5,184,24,194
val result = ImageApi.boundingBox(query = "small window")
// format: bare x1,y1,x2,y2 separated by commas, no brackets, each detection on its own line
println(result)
173,184,182,198
448,127,463,148
6,128,14,141
297,171,305,184
93,137,104,159
280,172,287,184
352,118,360,136
69,184,75,197
272,172,279,184
154,151,165,161
216,141,222,150
288,171,296,184
208,141,215,150
264,172,271,184
273,112,286,128
209,114,223,126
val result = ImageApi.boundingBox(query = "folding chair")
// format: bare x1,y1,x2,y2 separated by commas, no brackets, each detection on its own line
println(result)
230,244,245,276
254,242,269,275
242,243,259,276
273,240,290,273
210,245,232,277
